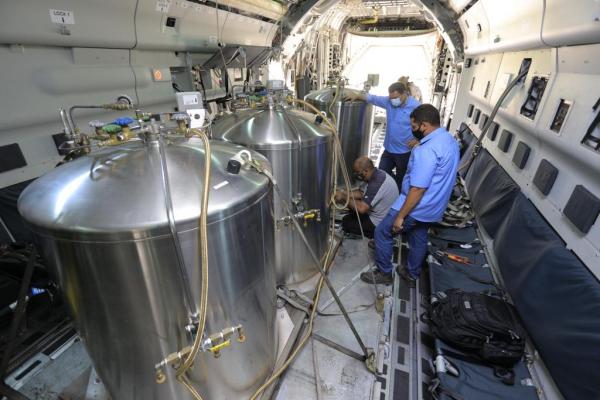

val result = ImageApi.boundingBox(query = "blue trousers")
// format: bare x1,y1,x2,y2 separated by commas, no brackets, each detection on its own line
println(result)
379,150,410,191
374,210,430,277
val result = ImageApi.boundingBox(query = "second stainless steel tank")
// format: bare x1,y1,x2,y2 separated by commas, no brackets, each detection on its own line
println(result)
212,106,333,285
305,86,374,181
18,138,277,400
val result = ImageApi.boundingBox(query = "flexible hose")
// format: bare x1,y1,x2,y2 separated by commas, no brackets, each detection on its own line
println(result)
250,205,338,400
328,81,341,127
175,129,212,400
290,98,366,238
288,98,353,210
250,98,372,399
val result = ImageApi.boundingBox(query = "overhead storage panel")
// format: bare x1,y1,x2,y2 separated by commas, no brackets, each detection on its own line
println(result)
0,0,137,48
481,0,545,54
543,0,600,47
458,2,491,56
134,0,278,51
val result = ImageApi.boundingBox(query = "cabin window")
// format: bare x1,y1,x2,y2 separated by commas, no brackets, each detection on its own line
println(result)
512,141,531,169
484,81,491,98
533,159,558,196
467,104,474,118
487,122,500,141
498,130,513,152
479,114,488,129
563,185,600,234
473,109,481,124
581,106,600,152
520,76,548,120
0,143,27,173
165,17,177,28
550,99,572,133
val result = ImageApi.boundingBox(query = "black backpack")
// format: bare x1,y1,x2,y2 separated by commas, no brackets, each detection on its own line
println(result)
428,289,526,368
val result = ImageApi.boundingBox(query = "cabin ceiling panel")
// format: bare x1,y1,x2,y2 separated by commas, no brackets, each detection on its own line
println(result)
458,1,490,55
481,0,544,54
542,0,600,47
134,0,278,51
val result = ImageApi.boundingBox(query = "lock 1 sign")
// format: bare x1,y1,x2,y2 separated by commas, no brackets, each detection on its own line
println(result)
49,9,75,25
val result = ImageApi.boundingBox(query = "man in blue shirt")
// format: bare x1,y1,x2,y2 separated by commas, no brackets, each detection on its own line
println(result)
348,82,421,190
361,104,460,285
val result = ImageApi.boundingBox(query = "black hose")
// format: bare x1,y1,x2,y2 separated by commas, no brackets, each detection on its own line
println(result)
459,68,529,173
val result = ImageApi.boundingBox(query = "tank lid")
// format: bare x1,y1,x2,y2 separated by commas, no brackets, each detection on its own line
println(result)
212,108,332,150
18,140,271,241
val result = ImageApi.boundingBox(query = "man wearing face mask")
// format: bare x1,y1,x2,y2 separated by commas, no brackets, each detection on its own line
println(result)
361,104,459,285
346,82,421,190
335,156,399,238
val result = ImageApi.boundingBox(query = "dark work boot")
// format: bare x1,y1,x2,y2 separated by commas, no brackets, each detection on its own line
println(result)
360,267,393,285
396,266,417,288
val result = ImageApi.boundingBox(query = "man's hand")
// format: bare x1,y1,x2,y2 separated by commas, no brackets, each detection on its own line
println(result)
392,215,405,233
334,191,346,203
408,138,419,149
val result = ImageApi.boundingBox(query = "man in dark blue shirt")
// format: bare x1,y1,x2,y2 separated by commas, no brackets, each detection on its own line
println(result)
361,104,460,285
348,82,421,190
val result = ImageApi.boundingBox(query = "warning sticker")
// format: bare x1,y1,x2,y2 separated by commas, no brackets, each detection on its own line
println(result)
155,0,171,13
49,9,75,25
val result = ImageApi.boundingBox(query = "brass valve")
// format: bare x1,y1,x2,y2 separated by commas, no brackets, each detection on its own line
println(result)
155,324,245,383
202,325,245,358
277,209,322,230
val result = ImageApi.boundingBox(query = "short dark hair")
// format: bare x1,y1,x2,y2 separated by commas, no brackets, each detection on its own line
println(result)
388,82,406,94
410,104,441,126
354,156,374,171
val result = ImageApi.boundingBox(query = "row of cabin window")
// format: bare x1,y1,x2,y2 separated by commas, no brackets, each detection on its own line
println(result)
465,104,600,234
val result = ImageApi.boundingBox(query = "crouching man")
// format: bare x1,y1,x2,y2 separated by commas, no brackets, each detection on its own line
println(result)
335,157,399,238
361,104,460,285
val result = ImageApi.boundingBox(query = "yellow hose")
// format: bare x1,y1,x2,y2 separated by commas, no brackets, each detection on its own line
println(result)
288,98,354,210
250,98,365,399
175,129,212,400
250,213,338,400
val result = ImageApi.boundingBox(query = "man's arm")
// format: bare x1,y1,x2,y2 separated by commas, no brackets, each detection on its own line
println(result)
348,198,370,214
334,189,370,214
335,189,364,203
365,94,390,109
392,187,426,232
345,91,389,109
346,91,367,102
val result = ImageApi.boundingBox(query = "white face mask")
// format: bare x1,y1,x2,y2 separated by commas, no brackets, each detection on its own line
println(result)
390,97,402,107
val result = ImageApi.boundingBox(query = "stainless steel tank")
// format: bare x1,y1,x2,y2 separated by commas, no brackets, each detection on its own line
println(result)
305,86,374,181
18,138,277,400
212,106,333,285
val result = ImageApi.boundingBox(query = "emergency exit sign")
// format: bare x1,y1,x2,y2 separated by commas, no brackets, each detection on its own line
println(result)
49,9,75,25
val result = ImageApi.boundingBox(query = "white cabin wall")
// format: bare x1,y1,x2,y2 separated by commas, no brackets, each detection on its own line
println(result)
0,0,277,188
450,1,600,276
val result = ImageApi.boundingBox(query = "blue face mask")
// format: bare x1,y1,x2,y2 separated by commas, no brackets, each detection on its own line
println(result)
390,97,402,107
